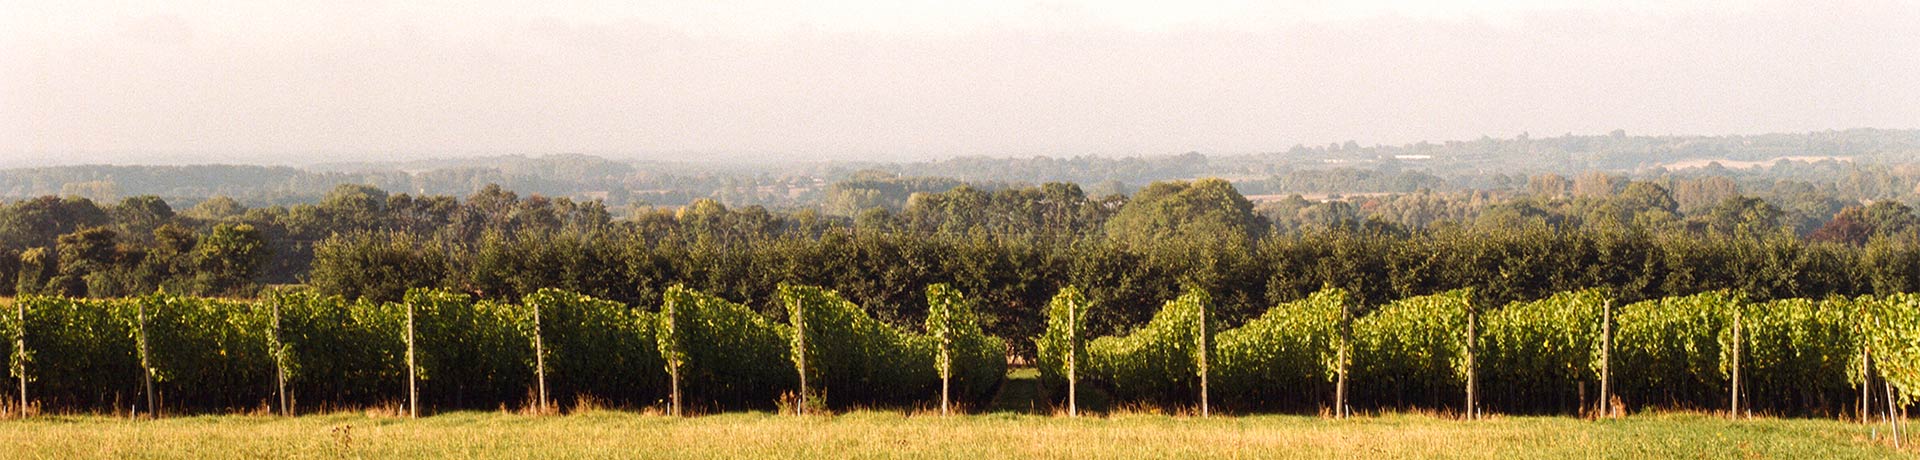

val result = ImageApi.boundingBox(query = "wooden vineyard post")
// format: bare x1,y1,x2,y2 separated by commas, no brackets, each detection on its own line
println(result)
15,300,25,415
1601,299,1612,419
1336,301,1350,419
273,301,287,416
1730,310,1741,420
138,302,155,418
533,302,547,415
1198,296,1209,418
1067,296,1078,418
1889,378,1902,449
406,302,417,419
664,296,683,417
795,298,807,416
939,332,951,416
1465,303,1476,421
1861,348,1870,424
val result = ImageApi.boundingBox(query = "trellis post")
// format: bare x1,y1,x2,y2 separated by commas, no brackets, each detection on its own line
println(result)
795,298,807,416
406,302,417,419
1601,299,1612,419
1730,310,1741,420
273,301,287,416
138,302,155,418
1466,303,1477,420
533,302,547,414
1067,296,1078,418
1198,296,1209,418
15,300,25,415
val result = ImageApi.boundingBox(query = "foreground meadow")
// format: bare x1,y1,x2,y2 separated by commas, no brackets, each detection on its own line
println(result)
1,410,1909,459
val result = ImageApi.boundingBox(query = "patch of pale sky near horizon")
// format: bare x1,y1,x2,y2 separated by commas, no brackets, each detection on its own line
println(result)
1,0,1917,166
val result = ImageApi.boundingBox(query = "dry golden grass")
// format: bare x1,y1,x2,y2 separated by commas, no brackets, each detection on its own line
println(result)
0,410,1910,459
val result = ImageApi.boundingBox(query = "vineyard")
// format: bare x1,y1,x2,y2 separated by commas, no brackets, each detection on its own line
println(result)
2,284,1917,429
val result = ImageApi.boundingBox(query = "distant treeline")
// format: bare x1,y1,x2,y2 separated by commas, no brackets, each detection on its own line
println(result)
7,129,1920,211
10,177,1920,360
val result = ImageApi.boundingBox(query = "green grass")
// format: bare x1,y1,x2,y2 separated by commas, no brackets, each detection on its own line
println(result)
1,410,1910,459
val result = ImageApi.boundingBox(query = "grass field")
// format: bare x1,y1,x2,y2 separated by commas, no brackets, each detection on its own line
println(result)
2,410,1912,459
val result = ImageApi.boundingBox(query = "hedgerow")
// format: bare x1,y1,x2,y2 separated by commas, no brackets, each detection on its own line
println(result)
925,283,1007,406
1034,286,1090,397
3,284,1917,417
1613,291,1739,410
403,288,535,410
260,288,406,409
1350,289,1473,411
1864,293,1920,405
657,285,794,410
522,288,666,409
782,283,937,408
1212,287,1348,412
135,294,277,412
1731,297,1857,415
4,296,140,410
1477,289,1604,414
1084,287,1211,405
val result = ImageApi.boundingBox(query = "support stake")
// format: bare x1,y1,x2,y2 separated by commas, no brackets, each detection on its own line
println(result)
406,302,417,419
1601,299,1612,419
1067,296,1077,418
533,302,547,414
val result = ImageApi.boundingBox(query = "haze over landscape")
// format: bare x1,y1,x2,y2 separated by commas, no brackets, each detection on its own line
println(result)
7,2,1920,458
5,0,1917,167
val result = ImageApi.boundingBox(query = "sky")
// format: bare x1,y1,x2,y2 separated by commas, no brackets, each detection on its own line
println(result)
2,0,1917,167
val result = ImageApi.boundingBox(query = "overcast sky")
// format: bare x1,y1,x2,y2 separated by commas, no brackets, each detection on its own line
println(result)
2,0,1917,166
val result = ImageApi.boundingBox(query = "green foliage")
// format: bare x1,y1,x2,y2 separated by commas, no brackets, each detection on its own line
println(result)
1350,289,1473,410
783,283,937,408
1730,297,1858,415
403,288,534,410
187,223,269,296
658,285,794,410
1084,287,1212,405
1212,287,1348,411
260,288,406,408
1034,286,1091,395
1478,289,1604,414
924,283,1008,405
133,294,278,411
523,288,667,408
4,296,141,409
310,232,447,303
1103,178,1262,249
1613,291,1740,409
1863,293,1920,405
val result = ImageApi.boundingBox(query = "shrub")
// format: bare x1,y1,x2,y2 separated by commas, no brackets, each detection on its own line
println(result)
260,288,406,409
1213,287,1348,412
135,294,277,412
782,283,937,408
1084,287,1211,406
657,285,794,410
925,283,1007,406
1613,291,1739,410
523,288,667,409
1863,293,1920,406
1034,286,1091,398
1477,289,1604,414
1350,289,1473,411
404,288,534,410
4,296,140,411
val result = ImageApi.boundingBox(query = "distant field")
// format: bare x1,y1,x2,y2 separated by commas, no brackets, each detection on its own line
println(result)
2,411,1910,459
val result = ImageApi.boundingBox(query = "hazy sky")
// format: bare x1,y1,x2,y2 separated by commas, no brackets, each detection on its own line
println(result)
3,0,1917,166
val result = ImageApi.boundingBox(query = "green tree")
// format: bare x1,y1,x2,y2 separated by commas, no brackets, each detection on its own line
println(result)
190,223,270,296
1103,179,1264,249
